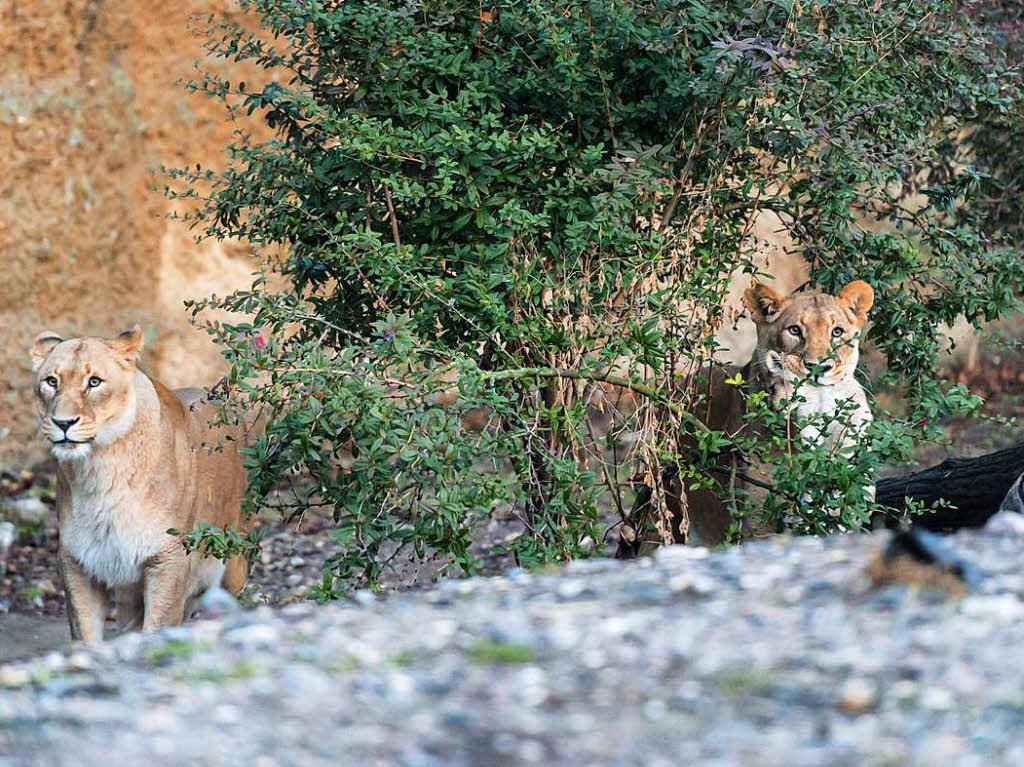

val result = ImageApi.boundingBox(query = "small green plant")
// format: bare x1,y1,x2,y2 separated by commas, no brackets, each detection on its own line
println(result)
325,653,363,675
174,662,259,684
468,641,535,665
17,585,44,603
388,650,418,667
715,669,778,697
145,640,203,667
168,0,1024,589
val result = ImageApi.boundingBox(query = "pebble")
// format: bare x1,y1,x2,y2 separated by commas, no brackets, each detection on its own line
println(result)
0,521,15,558
1,497,48,526
0,665,31,688
836,678,877,713
136,707,180,733
221,623,280,648
920,686,955,711
961,594,1023,622
66,652,92,672
194,587,243,621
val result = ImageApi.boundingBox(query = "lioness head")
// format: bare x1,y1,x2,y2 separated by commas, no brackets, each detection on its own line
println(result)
743,280,874,386
30,325,144,461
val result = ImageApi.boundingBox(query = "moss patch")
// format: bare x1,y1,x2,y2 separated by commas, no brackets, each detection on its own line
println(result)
468,641,535,665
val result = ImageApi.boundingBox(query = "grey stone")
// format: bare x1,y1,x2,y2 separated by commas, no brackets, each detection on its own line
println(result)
193,587,243,621
0,521,16,558
1,497,48,526
3,528,1024,766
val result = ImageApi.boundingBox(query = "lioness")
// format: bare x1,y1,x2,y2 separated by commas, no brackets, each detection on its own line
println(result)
622,279,875,551
30,325,248,644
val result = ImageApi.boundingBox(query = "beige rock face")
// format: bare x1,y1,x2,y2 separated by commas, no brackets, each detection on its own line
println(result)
0,0,267,468
147,216,257,389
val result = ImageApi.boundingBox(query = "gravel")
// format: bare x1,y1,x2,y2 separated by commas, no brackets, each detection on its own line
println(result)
0,497,47,527
3,528,1024,766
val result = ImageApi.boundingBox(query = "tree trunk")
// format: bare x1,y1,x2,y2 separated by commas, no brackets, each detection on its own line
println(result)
875,442,1024,530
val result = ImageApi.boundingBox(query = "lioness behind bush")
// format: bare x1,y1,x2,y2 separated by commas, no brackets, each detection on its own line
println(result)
30,325,248,644
621,280,875,554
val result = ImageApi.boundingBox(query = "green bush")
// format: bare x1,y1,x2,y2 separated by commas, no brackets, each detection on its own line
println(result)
951,1,1024,239
170,0,1024,592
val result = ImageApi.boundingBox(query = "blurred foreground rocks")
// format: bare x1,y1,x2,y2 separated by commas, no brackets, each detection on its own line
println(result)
4,529,1024,766
0,497,47,528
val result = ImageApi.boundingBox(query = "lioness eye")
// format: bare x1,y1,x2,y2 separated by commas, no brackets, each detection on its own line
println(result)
832,327,845,339
88,376,103,388
787,325,802,336
44,376,58,389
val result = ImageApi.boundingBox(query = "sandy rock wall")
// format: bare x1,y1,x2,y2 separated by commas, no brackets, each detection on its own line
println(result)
0,0,265,468
713,209,809,365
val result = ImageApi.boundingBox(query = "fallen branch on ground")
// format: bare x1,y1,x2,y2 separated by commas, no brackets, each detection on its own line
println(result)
875,442,1024,530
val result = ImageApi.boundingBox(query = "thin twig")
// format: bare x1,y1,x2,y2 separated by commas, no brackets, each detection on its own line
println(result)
383,185,401,248
479,367,710,435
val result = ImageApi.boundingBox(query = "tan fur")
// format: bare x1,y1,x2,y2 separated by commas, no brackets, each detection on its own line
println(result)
31,326,248,644
674,280,875,545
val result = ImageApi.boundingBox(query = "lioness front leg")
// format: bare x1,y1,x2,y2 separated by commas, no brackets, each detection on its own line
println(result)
142,546,189,631
58,550,107,645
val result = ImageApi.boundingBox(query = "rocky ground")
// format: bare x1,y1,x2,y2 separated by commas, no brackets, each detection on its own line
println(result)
3,528,1024,766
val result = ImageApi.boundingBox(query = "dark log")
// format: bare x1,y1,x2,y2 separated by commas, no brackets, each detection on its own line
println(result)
875,442,1024,530
618,442,1024,555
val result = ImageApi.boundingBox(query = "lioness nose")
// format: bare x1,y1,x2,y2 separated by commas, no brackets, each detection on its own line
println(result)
805,356,833,371
52,417,79,433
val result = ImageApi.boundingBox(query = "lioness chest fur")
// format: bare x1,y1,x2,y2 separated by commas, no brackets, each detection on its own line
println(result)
764,349,873,453
31,326,249,644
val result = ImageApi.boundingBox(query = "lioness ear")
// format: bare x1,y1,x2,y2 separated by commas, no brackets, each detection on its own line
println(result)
743,282,787,324
30,332,63,372
837,280,874,326
111,324,144,366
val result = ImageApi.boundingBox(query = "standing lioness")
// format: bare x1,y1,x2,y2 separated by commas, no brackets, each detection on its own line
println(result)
30,325,248,644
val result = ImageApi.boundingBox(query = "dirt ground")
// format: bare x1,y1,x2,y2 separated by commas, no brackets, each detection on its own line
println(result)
0,471,528,625
0,493,333,619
